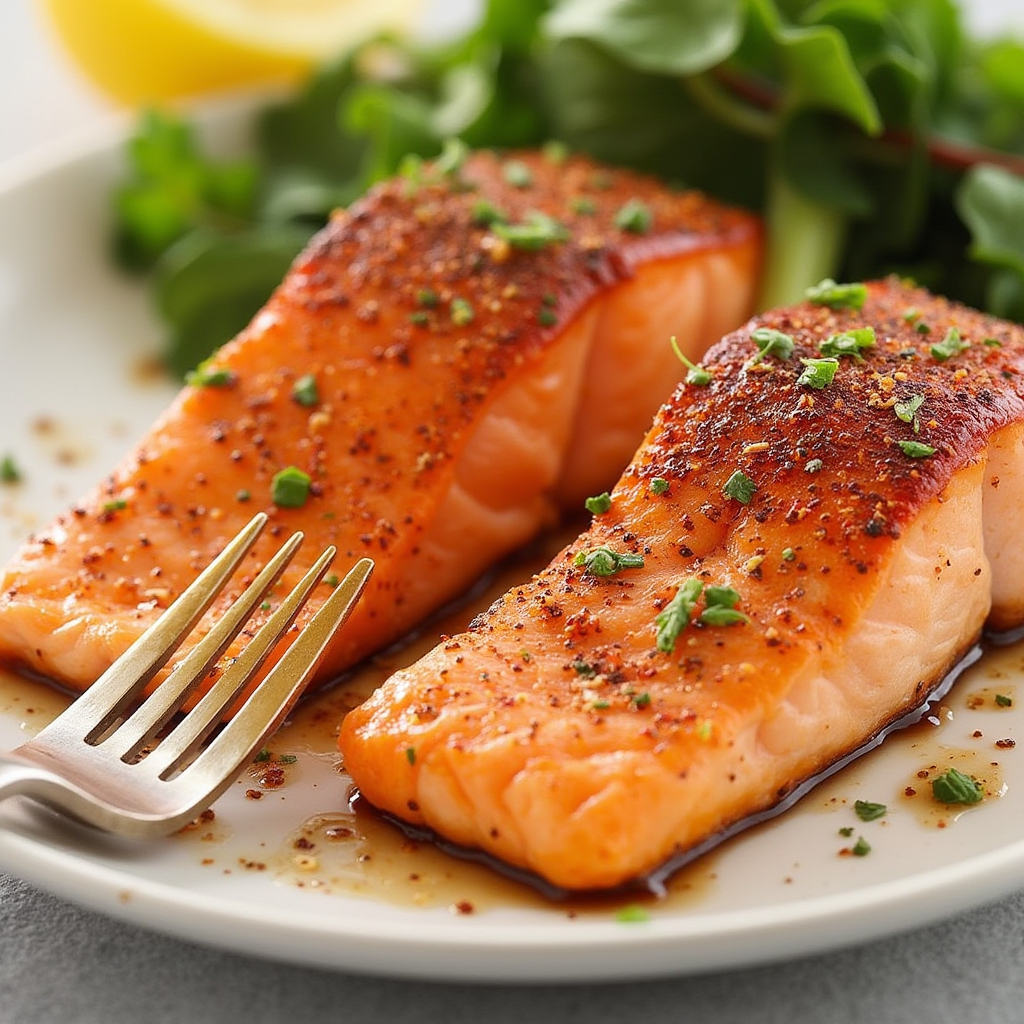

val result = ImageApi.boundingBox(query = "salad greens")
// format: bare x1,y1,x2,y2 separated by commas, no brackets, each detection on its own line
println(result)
112,0,1024,378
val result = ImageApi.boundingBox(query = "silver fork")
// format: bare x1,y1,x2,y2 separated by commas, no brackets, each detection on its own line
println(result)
0,513,372,837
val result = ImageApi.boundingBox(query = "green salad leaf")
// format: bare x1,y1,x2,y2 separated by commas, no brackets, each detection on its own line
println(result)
111,0,1024,378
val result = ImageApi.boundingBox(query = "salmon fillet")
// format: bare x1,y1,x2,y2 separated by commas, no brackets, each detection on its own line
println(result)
339,277,1024,892
0,149,760,697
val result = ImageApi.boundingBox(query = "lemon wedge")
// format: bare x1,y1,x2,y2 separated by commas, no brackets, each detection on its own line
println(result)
42,0,422,105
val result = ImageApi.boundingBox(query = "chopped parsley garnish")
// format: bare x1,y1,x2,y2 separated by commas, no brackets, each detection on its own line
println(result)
186,359,235,388
698,585,749,627
502,159,534,188
838,826,855,837
615,904,650,923
804,278,867,310
450,297,475,326
416,288,439,308
492,210,570,250
537,306,558,327
897,439,936,458
573,659,598,678
614,198,653,234
851,836,872,856
631,691,652,708
983,337,1003,347
570,195,597,215
893,393,925,432
854,800,887,822
584,491,612,515
750,327,795,363
796,357,839,389
102,498,128,512
818,326,876,360
574,547,645,576
930,326,970,362
405,747,417,766
324,573,340,588
656,578,703,652
434,136,469,178
931,767,984,805
0,455,21,484
236,489,251,502
781,547,796,561
271,465,312,508
723,469,757,504
651,477,670,495
291,373,319,407
472,199,506,226
543,140,569,163
670,336,712,384
996,693,1014,707
915,321,932,334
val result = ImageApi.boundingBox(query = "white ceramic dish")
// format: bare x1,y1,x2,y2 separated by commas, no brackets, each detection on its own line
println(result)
1,103,1023,984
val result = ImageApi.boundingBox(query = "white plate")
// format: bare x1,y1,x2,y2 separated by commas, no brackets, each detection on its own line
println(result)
1,101,1024,985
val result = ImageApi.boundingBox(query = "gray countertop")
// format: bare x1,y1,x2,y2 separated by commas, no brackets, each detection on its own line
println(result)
3,2,1024,1020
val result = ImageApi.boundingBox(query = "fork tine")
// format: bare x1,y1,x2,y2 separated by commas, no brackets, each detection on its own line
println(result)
159,556,373,798
110,529,306,758
144,552,373,780
37,513,269,743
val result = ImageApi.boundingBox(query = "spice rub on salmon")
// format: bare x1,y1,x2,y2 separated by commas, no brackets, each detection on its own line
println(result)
0,149,761,698
339,277,1024,892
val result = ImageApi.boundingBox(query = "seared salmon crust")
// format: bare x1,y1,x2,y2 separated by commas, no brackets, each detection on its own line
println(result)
340,277,1024,891
0,149,760,699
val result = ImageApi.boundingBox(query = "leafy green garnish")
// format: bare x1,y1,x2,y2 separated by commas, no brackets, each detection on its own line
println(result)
818,327,876,360
930,327,970,362
655,578,704,653
797,357,839,389
491,210,570,249
750,327,795,363
804,279,867,311
723,469,756,504
931,767,984,805
698,585,749,627
271,466,312,508
853,800,887,822
894,394,925,432
574,547,645,576
897,440,937,458
0,454,22,484
584,491,612,515
670,336,713,384
291,374,319,408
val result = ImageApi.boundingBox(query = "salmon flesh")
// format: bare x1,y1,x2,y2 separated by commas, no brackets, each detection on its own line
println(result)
0,150,760,698
339,277,1024,891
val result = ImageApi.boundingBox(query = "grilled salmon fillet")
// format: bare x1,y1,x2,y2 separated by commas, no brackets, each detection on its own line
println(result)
340,277,1024,891
0,149,760,697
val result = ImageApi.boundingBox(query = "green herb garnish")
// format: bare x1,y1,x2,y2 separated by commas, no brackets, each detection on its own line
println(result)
897,440,937,458
670,336,712,385
930,327,970,362
574,547,645,577
271,466,312,508
750,327,795,363
851,836,872,856
723,469,757,504
931,767,984,805
996,693,1014,707
818,326,876,360
502,160,534,188
804,279,867,310
651,478,670,495
797,357,839,389
698,585,749,627
450,297,474,326
492,210,570,250
0,455,21,484
186,360,235,388
893,393,925,432
655,578,704,653
291,373,319,407
614,198,653,234
854,800,887,822
584,492,612,515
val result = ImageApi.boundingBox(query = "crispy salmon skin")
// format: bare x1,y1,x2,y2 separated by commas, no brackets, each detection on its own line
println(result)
340,277,1024,891
0,149,760,697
